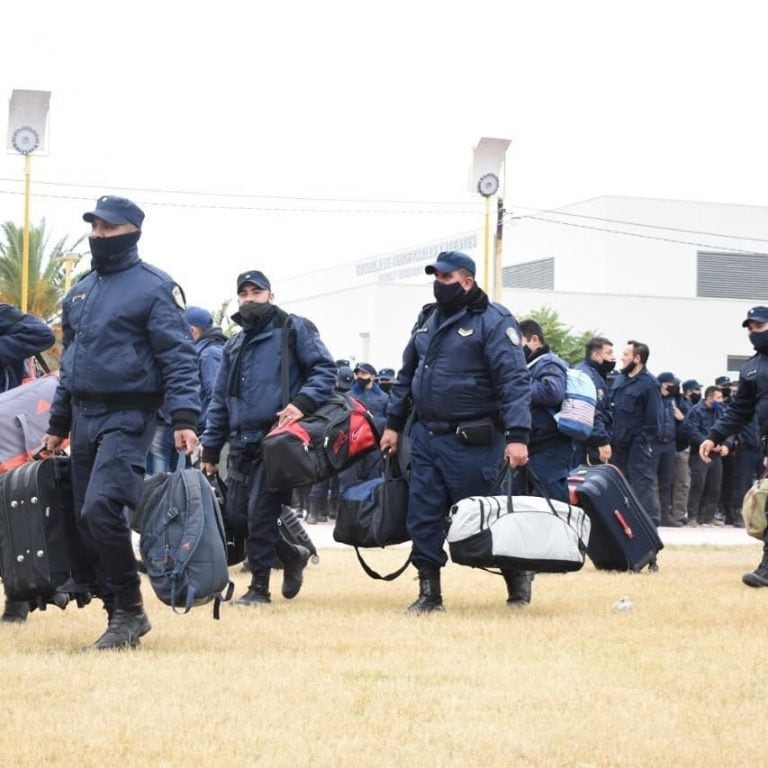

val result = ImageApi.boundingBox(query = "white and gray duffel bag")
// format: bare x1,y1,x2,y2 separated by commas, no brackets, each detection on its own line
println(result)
446,466,591,573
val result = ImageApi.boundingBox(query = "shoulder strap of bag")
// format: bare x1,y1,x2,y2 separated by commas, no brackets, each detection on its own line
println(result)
354,546,413,581
280,317,292,409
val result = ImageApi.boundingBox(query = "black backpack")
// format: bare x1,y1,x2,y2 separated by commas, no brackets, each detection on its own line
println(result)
138,454,234,618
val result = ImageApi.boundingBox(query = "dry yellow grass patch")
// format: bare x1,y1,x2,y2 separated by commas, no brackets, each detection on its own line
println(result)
0,544,765,768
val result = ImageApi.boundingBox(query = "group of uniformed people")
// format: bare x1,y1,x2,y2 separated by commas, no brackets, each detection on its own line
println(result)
3,193,768,646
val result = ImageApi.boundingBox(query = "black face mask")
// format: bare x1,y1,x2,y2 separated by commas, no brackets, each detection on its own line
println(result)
750,330,768,353
433,280,466,308
689,392,701,405
238,301,272,322
523,345,533,362
379,382,393,394
89,230,141,271
596,359,616,375
668,384,680,397
355,377,372,387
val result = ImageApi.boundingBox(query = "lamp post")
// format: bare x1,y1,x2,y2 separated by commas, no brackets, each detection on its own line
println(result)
469,137,511,299
60,252,83,293
6,89,51,312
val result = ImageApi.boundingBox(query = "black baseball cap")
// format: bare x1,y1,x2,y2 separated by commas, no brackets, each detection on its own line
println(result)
83,195,145,228
236,270,271,292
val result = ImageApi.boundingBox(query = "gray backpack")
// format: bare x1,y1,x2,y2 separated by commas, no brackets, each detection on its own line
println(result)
138,455,234,618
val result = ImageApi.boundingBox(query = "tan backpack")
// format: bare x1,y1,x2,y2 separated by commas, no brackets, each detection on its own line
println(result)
741,477,768,540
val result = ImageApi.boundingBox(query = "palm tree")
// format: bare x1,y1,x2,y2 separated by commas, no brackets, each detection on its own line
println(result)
0,219,86,323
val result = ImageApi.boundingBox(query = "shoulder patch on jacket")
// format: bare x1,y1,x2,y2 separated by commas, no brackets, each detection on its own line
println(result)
505,327,520,345
171,284,186,309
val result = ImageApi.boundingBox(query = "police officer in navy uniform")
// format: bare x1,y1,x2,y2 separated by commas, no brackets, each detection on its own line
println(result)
610,340,663,525
0,305,56,624
381,251,532,613
701,306,768,585
200,270,336,605
43,195,201,650
517,319,570,502
573,336,615,467
377,368,396,395
653,372,683,527
184,306,227,434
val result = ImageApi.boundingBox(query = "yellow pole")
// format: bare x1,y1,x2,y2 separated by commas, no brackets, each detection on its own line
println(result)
482,194,492,292
21,153,32,312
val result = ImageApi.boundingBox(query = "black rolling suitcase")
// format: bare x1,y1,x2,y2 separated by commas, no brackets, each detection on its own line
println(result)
568,463,663,572
0,457,97,610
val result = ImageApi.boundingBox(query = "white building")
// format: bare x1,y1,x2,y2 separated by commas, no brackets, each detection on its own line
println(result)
279,196,768,385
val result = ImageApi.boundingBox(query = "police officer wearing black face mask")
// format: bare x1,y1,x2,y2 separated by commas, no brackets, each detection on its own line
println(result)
682,379,703,407
701,306,768,585
43,195,201,650
201,270,336,605
573,336,615,467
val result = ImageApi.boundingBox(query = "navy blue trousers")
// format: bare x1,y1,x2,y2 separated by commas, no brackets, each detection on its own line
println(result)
69,407,156,604
651,440,676,518
612,438,660,524
407,421,504,568
227,449,293,570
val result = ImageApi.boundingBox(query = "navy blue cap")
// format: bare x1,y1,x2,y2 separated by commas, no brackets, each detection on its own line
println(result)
236,270,271,292
354,362,377,377
657,371,677,384
682,379,702,390
715,376,732,387
335,359,351,368
742,306,768,327
336,366,354,391
378,367,396,381
185,306,213,329
425,251,476,276
83,195,145,228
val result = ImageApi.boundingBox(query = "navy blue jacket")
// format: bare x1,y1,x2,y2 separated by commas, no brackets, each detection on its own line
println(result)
202,309,336,461
526,348,569,452
48,247,200,436
196,326,227,431
0,304,55,392
575,358,613,448
656,394,677,444
349,380,389,433
709,352,768,445
385,296,531,444
674,394,692,450
685,401,726,449
610,368,662,447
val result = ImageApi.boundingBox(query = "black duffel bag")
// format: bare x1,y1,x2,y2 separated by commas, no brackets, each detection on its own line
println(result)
334,454,411,580
261,393,379,491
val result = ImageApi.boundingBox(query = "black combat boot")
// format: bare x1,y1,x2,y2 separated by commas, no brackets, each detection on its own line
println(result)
0,599,30,623
503,570,535,607
743,543,768,587
235,569,272,605
89,588,151,650
276,541,310,599
406,565,444,614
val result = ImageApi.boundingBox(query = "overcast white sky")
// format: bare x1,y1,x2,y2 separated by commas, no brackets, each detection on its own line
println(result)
1,0,767,309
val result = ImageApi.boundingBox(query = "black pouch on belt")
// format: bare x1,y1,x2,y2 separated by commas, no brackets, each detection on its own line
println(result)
455,417,496,447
